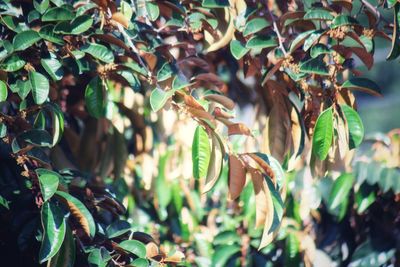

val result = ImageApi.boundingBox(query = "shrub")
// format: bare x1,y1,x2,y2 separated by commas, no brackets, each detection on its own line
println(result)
0,0,399,266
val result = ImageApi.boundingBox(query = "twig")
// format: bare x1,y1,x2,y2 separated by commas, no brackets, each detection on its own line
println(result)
266,3,288,56
360,0,381,25
360,0,390,25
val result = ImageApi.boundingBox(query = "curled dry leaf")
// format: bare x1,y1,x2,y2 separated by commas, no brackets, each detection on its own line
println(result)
214,107,235,119
163,250,185,263
146,242,159,258
245,153,276,184
204,94,235,110
203,132,225,193
187,107,215,125
55,192,95,238
228,123,253,136
228,154,247,200
111,12,129,29
176,91,205,110
204,6,235,53
249,168,274,230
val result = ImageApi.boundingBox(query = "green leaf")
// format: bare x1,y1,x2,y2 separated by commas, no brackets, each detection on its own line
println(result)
312,107,333,160
33,0,49,14
81,43,114,63
304,8,334,20
341,78,381,96
36,168,61,202
268,156,285,191
289,29,314,52
121,1,133,21
192,125,211,179
230,39,249,60
118,240,146,258
0,123,7,138
202,0,229,8
85,76,106,118
300,57,329,75
156,62,174,82
12,80,32,100
330,15,359,29
39,25,64,45
0,195,9,209
28,10,41,23
328,173,354,210
29,71,49,104
211,244,240,267
106,220,131,238
48,225,75,267
43,102,65,146
150,87,168,112
303,30,324,51
387,3,400,60
172,75,191,90
310,43,331,58
88,248,111,267
0,55,25,72
243,18,270,37
285,232,300,266
350,239,395,267
146,2,159,21
13,30,42,51
355,184,375,214
360,35,374,53
246,35,277,49
55,191,96,238
41,53,64,81
42,7,75,21
0,80,7,102
131,258,149,267
19,129,53,147
39,201,66,264
340,105,364,149
70,15,93,34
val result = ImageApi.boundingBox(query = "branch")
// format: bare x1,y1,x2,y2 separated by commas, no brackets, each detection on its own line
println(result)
266,3,288,56
360,0,390,25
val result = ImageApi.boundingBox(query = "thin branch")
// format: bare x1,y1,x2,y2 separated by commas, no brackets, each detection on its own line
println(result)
360,0,390,25
266,3,288,56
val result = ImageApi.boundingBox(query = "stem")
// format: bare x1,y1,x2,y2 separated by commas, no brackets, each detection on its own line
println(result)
360,0,381,25
266,3,288,56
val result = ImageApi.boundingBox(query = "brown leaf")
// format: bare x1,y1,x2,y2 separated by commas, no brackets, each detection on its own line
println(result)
267,104,291,162
111,12,129,29
204,7,235,53
146,242,159,258
194,73,225,90
249,168,274,232
57,196,91,237
203,133,225,193
228,155,247,200
176,92,205,110
228,123,252,136
245,153,276,183
163,251,185,263
187,107,215,125
204,94,235,110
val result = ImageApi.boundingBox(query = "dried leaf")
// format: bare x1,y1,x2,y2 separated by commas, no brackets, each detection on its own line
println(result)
204,94,235,110
228,123,252,136
203,132,225,193
111,12,129,28
228,155,246,200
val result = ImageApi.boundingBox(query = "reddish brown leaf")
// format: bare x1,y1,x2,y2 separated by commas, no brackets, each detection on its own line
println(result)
204,94,235,110
228,155,246,200
228,123,252,136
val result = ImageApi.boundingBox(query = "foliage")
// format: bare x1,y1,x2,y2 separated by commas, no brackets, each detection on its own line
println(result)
0,0,399,266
